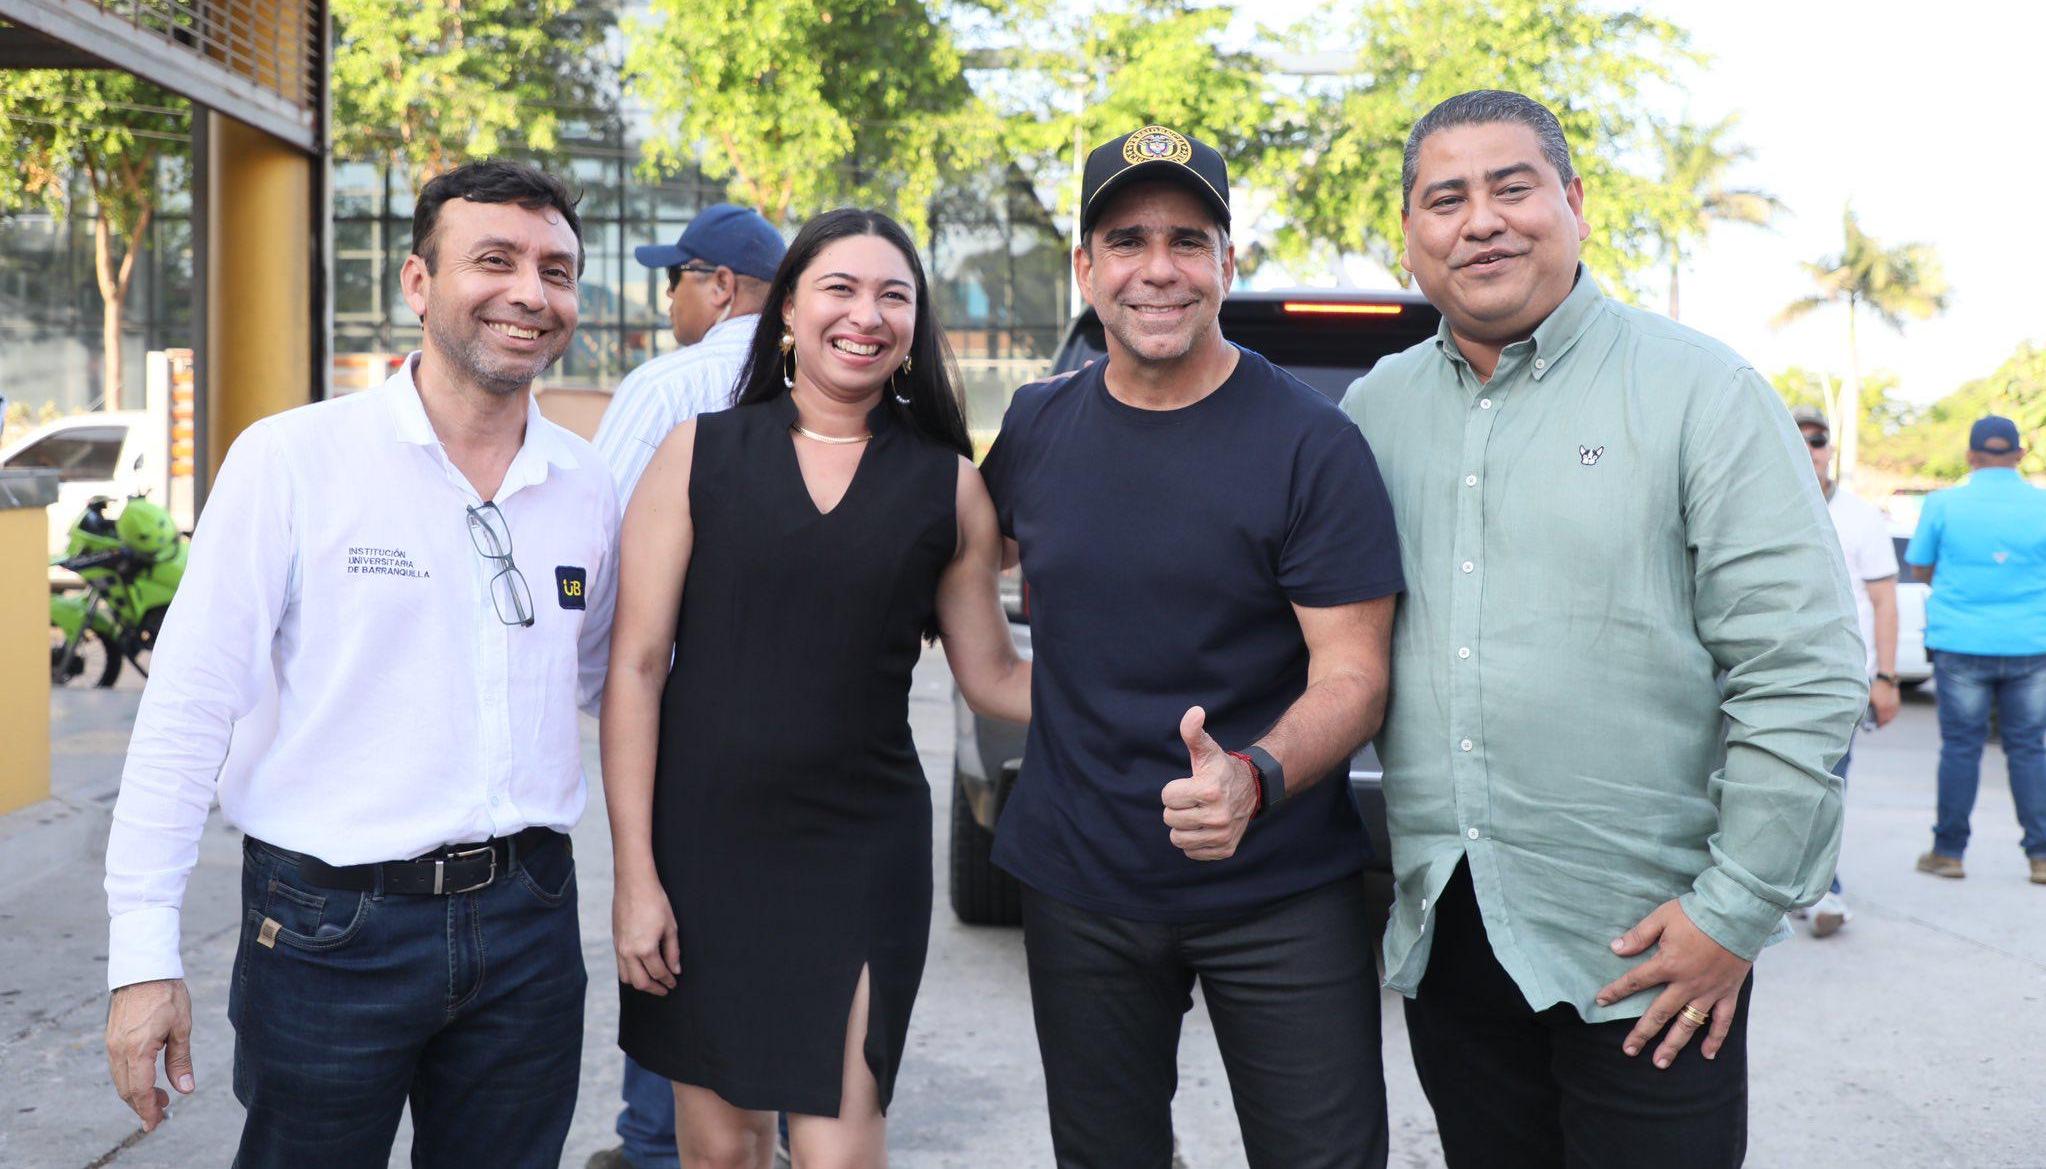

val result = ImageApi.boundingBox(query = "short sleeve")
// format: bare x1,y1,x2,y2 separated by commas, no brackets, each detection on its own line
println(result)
1904,497,1942,568
1857,510,1899,581
1277,419,1405,607
980,386,1041,540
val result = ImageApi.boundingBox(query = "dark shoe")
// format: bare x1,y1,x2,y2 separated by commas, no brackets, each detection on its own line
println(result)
1915,851,1965,879
2030,857,2045,885
585,1149,634,1169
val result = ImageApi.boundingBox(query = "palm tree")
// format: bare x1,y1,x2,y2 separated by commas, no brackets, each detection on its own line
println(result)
1777,208,1950,482
1654,116,1783,320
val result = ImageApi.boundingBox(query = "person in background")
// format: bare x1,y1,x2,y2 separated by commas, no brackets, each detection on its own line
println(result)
587,203,785,1169
1793,404,1901,936
1903,414,2046,884
1344,90,1864,1169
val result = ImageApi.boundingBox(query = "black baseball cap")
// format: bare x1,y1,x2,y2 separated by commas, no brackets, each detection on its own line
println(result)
1079,125,1230,238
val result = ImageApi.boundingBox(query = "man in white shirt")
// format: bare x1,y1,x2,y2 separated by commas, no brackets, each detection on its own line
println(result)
1795,406,1901,936
585,205,781,1169
102,161,620,1169
592,203,783,506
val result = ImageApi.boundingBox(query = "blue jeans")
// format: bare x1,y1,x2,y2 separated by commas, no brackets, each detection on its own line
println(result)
1828,731,1855,895
619,1055,680,1168
1930,650,2046,859
227,835,586,1169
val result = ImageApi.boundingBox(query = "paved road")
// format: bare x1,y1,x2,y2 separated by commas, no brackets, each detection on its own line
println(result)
4,660,2042,1167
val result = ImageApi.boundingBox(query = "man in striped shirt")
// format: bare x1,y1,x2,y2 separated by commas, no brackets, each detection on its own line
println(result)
586,203,783,1169
593,204,785,506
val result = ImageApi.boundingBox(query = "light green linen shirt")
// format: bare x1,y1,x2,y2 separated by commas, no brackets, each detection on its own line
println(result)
1341,269,1866,1022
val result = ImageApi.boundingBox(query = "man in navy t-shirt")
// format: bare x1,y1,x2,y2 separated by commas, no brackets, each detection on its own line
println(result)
980,126,1403,1169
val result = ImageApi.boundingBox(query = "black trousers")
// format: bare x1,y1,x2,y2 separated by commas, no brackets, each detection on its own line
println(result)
1405,863,1751,1169
1020,875,1388,1169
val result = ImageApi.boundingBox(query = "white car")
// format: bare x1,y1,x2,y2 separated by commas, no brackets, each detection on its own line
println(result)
1,411,163,557
1890,529,1932,686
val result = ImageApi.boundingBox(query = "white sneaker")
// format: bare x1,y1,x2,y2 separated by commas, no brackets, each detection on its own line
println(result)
1810,892,1851,938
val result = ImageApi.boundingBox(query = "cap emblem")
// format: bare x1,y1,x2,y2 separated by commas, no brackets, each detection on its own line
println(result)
1123,125,1193,166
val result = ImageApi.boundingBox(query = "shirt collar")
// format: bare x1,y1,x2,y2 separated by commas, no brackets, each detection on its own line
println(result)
1431,263,1606,379
382,352,580,476
699,313,760,347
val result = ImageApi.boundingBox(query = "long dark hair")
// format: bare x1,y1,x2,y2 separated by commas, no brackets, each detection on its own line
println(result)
733,208,971,458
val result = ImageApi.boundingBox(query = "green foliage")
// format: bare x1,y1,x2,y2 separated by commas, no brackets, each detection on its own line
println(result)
1778,206,1949,332
0,68,184,238
625,0,980,234
1770,366,1912,438
330,0,615,185
1256,0,1692,292
1871,344,2046,480
1651,114,1780,318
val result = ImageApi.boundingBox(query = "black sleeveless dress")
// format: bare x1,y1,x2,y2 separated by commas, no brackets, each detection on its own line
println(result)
617,391,957,1118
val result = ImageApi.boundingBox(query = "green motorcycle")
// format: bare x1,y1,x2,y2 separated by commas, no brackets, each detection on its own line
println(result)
49,495,187,687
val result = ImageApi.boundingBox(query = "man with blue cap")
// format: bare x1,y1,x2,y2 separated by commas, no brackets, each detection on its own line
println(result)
588,202,784,1169
593,203,786,506
1904,414,2046,885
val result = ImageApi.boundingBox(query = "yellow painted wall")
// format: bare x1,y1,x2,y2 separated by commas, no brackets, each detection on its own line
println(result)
205,114,315,476
0,506,51,814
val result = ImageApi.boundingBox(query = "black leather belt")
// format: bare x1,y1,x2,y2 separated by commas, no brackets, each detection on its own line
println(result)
270,826,566,895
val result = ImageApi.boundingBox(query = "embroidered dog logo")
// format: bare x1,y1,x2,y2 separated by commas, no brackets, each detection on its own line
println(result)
1578,445,1605,466
1994,551,2011,565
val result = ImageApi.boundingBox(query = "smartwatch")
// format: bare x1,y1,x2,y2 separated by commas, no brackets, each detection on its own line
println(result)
1242,744,1285,818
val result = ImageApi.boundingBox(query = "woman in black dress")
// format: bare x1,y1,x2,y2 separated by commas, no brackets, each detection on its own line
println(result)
602,208,1030,1169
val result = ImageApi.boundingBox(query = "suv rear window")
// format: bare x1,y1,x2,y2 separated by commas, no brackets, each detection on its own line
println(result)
1055,294,1443,401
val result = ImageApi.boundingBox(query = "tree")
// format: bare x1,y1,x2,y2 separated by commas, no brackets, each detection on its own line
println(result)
1776,207,1950,483
1871,344,2046,481
1258,0,1692,292
0,68,186,410
625,0,981,234
1770,365,1911,464
1651,115,1781,320
330,0,615,189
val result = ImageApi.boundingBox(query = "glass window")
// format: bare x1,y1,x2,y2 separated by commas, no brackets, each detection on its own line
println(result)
5,426,127,481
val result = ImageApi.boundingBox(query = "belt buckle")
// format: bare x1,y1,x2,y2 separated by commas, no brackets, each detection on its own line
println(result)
436,845,497,895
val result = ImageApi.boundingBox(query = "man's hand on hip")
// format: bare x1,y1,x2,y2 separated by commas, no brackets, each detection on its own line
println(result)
1594,900,1753,1068
1160,706,1258,861
106,978,195,1132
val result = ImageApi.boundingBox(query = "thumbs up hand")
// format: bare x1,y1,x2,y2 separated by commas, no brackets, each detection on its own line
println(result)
1160,706,1259,861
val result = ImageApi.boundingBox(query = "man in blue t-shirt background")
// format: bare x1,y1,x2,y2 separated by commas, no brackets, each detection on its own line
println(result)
980,126,1403,1169
1904,414,2046,885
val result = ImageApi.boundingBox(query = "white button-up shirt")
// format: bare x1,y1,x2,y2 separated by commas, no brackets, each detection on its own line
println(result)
591,313,758,505
103,355,620,989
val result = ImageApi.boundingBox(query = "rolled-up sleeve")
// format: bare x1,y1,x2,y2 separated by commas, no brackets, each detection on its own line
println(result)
104,423,295,989
1677,368,1867,959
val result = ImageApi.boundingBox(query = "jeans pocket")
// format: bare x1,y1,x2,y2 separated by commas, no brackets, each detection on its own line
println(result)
257,868,372,952
514,838,576,907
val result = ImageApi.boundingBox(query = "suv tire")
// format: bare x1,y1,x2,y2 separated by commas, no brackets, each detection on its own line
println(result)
949,770,1022,925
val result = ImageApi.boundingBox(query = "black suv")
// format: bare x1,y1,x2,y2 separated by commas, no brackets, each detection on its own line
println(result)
949,287,1444,925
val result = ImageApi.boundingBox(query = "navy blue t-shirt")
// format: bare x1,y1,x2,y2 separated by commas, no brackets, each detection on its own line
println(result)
979,345,1404,922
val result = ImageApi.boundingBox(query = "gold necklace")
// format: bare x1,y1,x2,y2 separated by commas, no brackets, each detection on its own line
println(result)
791,424,871,445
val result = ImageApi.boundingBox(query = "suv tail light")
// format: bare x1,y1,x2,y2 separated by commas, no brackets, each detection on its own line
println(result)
1281,301,1404,316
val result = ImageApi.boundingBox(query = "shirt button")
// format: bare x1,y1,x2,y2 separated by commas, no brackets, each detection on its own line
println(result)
1460,738,1474,752
1465,475,1478,487
489,793,502,807
1480,398,1493,410
1461,561,1475,574
1534,357,1547,371
1458,646,1471,659
1420,897,1430,911
1467,827,1481,840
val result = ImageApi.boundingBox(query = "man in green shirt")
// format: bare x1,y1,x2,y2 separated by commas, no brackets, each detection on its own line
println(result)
1341,90,1865,1169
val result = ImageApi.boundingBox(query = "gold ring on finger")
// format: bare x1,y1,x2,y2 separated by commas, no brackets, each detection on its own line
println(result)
1679,1004,1711,1028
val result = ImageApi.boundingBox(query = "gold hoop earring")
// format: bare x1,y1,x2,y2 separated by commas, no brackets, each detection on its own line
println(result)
780,331,795,390
902,354,913,375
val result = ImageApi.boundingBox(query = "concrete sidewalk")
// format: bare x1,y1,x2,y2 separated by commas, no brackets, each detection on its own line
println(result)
3,667,2043,1168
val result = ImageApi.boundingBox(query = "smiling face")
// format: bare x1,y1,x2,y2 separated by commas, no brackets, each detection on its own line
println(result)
1401,121,1588,349
781,233,918,402
1075,180,1234,368
401,197,580,394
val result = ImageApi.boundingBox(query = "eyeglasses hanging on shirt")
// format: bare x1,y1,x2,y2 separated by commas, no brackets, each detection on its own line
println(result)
466,502,535,627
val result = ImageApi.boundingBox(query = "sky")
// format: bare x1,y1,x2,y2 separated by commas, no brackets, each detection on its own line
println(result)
1241,0,2045,406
